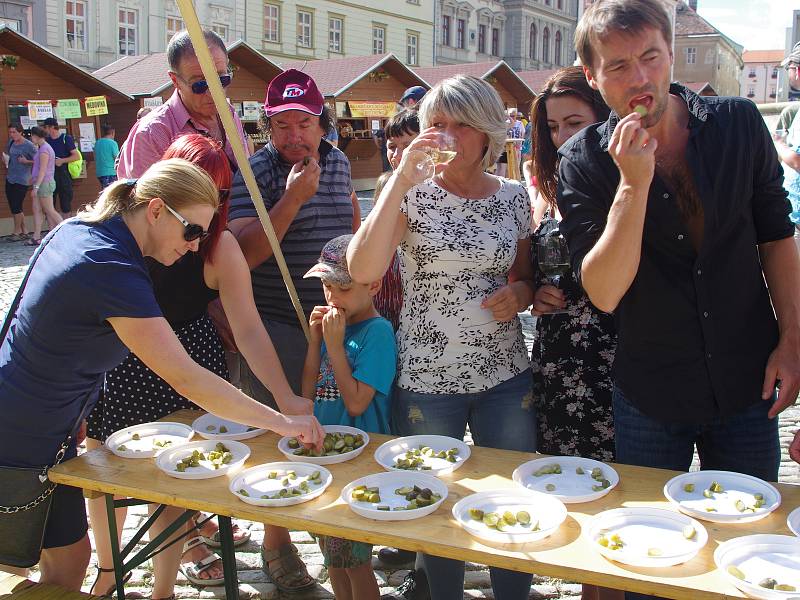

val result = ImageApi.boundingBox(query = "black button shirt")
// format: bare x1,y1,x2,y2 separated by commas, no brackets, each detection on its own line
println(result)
556,84,793,424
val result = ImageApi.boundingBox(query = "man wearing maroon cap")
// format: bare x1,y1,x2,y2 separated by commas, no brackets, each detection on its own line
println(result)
227,69,360,592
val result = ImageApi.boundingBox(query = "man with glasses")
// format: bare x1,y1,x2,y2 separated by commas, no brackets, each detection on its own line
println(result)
775,42,800,252
117,29,249,178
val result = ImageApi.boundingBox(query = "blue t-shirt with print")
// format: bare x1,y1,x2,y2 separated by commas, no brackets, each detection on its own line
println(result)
313,317,396,435
0,216,162,467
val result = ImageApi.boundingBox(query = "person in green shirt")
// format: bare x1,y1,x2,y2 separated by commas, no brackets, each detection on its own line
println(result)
94,124,119,189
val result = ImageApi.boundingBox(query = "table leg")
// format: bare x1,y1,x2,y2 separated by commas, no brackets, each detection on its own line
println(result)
104,493,126,600
217,516,239,600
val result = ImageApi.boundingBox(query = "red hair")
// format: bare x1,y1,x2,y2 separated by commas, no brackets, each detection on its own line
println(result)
162,133,232,262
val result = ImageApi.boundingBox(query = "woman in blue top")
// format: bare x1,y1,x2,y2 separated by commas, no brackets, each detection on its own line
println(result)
0,158,324,591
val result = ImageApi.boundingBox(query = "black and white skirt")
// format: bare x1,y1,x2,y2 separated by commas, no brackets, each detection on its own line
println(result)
86,314,229,442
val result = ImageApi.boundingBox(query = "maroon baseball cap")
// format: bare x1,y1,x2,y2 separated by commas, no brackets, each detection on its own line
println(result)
265,69,324,117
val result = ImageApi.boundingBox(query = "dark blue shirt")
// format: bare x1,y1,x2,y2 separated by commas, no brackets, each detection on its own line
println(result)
557,84,792,424
0,217,161,466
46,132,76,159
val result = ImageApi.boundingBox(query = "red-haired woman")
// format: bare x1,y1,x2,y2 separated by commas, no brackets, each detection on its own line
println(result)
85,134,311,600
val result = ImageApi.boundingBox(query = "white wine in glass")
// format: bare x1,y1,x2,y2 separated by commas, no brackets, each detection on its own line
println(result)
408,133,457,182
427,148,457,165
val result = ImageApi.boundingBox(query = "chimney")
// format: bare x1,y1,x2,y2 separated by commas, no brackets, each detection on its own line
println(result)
688,0,697,10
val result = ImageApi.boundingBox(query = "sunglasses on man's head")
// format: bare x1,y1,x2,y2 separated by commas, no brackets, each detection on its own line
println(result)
163,203,209,242
177,73,233,95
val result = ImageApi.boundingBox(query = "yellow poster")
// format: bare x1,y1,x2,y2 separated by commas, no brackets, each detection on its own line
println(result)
27,100,54,120
347,101,397,118
84,95,108,116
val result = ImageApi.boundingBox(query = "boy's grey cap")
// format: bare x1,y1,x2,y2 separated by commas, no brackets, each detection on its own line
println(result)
303,234,353,286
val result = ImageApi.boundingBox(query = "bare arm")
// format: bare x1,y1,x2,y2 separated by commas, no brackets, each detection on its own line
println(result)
207,232,312,415
775,140,800,172
351,190,361,233
758,236,800,417
301,305,328,400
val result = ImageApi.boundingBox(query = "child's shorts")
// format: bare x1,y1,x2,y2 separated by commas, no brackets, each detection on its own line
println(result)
317,534,373,568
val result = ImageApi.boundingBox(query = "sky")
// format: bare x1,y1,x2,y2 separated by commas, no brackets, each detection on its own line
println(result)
695,0,795,51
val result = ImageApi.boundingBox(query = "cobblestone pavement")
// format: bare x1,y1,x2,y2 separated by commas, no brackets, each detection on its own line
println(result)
0,233,797,599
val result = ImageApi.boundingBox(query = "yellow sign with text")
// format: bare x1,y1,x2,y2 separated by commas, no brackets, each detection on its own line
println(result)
347,101,397,118
84,96,108,116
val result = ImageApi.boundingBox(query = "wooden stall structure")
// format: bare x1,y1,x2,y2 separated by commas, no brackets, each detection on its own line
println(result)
282,53,429,190
0,25,133,232
93,40,282,148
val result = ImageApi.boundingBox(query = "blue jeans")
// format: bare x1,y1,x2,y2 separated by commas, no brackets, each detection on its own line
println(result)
612,385,780,600
392,369,537,600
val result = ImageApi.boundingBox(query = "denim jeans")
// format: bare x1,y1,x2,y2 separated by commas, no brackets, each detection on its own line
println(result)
392,369,537,600
612,385,780,600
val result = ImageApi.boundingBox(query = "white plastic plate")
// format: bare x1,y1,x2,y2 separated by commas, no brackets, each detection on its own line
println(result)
155,439,250,480
584,507,708,568
512,456,619,504
451,488,567,544
277,425,370,465
663,470,781,524
373,435,470,477
788,507,800,538
341,471,448,521
229,462,333,507
192,414,266,441
714,534,800,599
106,422,194,459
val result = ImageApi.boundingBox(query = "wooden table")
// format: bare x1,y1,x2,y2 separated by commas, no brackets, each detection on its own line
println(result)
0,573,101,599
50,410,800,599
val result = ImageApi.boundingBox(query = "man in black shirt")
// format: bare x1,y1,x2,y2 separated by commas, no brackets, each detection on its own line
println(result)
558,0,800,490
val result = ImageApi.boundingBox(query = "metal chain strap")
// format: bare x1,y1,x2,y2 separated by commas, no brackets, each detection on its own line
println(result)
0,440,69,513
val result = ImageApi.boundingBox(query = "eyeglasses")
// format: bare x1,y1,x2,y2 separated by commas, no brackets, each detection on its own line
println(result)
163,203,209,242
175,72,233,95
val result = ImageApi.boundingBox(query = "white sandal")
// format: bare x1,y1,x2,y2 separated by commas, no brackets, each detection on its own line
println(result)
179,536,225,586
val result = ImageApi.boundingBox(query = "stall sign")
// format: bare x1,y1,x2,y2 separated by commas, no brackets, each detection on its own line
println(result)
85,96,109,116
27,101,53,120
347,101,397,118
242,101,261,121
336,102,348,118
143,97,164,108
20,116,36,129
56,99,82,120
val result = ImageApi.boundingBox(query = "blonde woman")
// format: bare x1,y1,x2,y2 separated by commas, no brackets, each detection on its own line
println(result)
0,158,324,591
26,126,62,245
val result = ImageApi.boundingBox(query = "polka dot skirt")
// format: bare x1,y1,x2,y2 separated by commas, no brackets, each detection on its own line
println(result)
86,314,229,442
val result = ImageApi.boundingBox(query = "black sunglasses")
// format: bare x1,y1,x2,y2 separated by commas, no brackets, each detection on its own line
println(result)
164,203,209,242
179,73,233,95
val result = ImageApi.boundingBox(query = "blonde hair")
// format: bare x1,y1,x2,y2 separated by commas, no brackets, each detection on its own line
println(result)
372,172,392,201
78,158,219,223
418,75,506,170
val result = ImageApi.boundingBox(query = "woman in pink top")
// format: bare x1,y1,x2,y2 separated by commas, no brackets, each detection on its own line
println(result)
26,126,62,245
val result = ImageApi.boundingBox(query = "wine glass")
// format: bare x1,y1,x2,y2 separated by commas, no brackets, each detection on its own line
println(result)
405,133,457,183
537,231,571,315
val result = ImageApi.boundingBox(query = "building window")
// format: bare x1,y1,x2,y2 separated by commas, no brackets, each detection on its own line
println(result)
747,85,755,97
329,17,342,52
297,10,313,48
407,0,420,3
166,15,184,46
372,25,385,54
491,27,499,56
457,18,465,49
442,15,451,46
542,27,550,63
770,85,776,98
407,32,418,65
772,67,779,79
529,23,537,60
748,66,756,77
66,0,87,51
686,47,696,64
264,3,280,42
554,30,561,65
118,8,137,55
211,23,228,42
0,17,20,31
557,0,563,8
478,24,486,54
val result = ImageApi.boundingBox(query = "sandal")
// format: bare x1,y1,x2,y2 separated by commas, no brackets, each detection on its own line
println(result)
179,536,225,586
89,566,145,598
199,519,251,548
261,543,315,593
25,238,40,246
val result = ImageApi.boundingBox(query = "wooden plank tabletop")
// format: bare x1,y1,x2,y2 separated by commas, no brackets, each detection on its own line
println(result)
50,410,800,599
0,573,101,598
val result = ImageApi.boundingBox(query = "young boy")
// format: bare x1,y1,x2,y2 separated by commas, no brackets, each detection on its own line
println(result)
302,234,396,600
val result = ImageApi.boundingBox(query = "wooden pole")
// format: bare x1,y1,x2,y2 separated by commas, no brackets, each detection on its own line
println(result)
505,139,520,181
175,0,310,340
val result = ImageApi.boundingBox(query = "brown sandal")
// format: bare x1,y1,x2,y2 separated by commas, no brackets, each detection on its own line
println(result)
260,543,315,593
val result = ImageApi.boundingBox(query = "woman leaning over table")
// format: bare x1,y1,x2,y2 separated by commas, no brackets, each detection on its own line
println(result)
0,158,324,591
347,75,537,600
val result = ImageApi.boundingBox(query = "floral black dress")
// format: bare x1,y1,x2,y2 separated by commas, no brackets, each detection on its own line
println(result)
530,215,617,461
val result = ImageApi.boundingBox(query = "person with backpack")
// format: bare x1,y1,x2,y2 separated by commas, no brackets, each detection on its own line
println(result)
42,117,80,219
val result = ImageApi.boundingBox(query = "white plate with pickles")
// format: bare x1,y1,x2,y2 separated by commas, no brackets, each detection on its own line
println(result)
155,440,250,480
230,462,333,507
277,425,369,465
663,470,781,524
585,507,708,568
512,456,619,504
106,422,194,459
714,534,800,599
341,471,448,521
451,489,567,545
373,435,470,477
788,507,800,538
192,414,266,441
